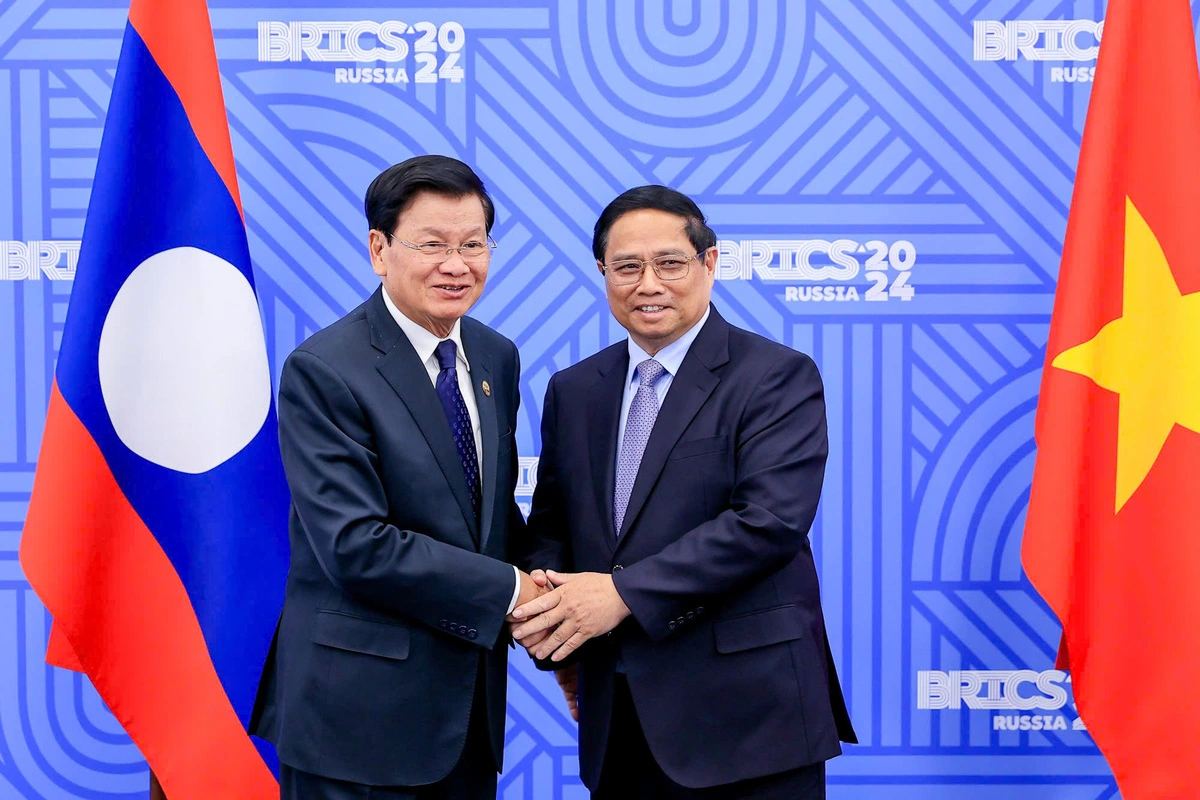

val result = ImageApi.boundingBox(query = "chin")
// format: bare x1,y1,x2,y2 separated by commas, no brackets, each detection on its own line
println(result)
445,296,479,317
431,304,467,323
632,317,675,335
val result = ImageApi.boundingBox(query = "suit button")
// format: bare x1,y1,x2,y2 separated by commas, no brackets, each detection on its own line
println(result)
697,607,705,615
668,621,676,631
613,564,624,571
686,612,695,620
458,625,469,635
468,629,478,640
439,620,448,629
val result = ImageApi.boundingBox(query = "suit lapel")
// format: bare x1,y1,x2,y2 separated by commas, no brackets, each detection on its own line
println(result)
616,309,730,545
588,346,627,552
368,290,480,545
462,321,498,552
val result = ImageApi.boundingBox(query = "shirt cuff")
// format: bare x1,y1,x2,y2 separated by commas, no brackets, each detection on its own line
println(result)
506,565,522,615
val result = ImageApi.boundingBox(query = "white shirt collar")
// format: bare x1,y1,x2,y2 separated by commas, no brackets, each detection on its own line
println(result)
625,305,711,386
380,286,470,373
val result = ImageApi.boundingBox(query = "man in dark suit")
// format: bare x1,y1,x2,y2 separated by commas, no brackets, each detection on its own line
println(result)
250,155,545,798
511,186,856,798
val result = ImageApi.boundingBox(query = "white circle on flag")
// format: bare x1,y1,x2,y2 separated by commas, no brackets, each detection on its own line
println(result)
98,246,272,474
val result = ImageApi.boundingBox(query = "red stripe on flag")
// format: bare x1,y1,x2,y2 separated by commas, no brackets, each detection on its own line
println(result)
20,383,276,799
127,0,244,219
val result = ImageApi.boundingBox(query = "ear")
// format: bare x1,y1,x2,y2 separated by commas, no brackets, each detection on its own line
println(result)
369,230,388,277
702,246,718,280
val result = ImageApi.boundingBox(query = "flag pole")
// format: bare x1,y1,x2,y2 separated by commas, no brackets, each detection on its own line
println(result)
150,772,167,800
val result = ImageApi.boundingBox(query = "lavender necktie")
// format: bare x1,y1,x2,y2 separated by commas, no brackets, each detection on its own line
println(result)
434,340,480,518
614,358,666,534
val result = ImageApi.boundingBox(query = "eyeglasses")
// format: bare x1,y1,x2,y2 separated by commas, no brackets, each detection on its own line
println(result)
386,232,497,262
600,250,708,286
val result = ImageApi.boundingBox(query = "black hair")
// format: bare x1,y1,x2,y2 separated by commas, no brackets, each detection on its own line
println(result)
364,155,495,235
592,185,716,262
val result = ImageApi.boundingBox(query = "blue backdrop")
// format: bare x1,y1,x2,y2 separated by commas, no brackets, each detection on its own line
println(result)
3,1,1189,797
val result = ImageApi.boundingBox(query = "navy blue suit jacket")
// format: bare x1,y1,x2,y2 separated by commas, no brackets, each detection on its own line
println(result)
250,287,524,786
523,306,856,790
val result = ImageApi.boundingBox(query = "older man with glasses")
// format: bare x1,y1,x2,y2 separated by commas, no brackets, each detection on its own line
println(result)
512,185,857,799
250,155,546,799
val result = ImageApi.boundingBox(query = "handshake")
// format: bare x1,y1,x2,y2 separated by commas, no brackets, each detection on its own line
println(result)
507,568,632,721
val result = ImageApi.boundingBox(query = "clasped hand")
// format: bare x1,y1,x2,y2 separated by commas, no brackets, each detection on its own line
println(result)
508,570,631,662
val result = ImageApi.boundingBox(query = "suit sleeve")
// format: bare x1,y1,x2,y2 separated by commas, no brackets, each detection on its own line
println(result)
612,352,828,642
517,372,572,574
503,342,529,624
278,348,516,649
506,342,531,565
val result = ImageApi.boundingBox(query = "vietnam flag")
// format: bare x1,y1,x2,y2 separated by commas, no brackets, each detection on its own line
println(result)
18,0,289,797
1021,0,1200,796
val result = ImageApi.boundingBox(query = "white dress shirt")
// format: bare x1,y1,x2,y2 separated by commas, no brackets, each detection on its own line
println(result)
617,306,712,459
381,288,522,614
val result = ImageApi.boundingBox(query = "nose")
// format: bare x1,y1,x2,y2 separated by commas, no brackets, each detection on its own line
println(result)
637,264,666,294
438,252,470,275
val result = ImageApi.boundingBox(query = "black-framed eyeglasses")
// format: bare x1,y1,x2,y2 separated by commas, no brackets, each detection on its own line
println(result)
600,249,708,286
385,232,498,262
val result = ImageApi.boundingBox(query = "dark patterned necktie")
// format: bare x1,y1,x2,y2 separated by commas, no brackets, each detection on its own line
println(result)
434,340,480,518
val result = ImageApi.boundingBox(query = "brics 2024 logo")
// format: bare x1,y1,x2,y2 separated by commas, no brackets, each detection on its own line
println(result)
973,20,1102,84
1,241,80,281
918,670,1088,733
716,239,916,304
257,21,467,85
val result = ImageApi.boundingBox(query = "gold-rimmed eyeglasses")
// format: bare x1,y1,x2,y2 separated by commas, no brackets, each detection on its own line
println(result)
386,232,497,262
600,249,708,286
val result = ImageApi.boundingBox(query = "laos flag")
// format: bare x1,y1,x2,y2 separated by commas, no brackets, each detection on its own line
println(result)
18,0,289,797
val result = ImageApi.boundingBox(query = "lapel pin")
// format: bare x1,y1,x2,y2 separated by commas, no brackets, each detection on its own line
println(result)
482,381,491,397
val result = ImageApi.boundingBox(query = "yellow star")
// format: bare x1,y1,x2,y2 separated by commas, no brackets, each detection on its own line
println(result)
1052,197,1200,513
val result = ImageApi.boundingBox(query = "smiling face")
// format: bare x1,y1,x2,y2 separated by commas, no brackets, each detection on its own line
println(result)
599,208,716,355
369,191,489,338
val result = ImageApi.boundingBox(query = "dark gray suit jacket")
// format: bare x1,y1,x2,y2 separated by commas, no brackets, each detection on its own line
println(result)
250,287,524,786
522,305,856,790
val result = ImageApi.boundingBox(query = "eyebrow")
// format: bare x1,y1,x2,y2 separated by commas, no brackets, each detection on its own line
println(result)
608,248,690,261
411,226,486,239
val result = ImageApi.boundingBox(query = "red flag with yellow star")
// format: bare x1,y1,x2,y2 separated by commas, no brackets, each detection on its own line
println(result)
1022,0,1200,795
